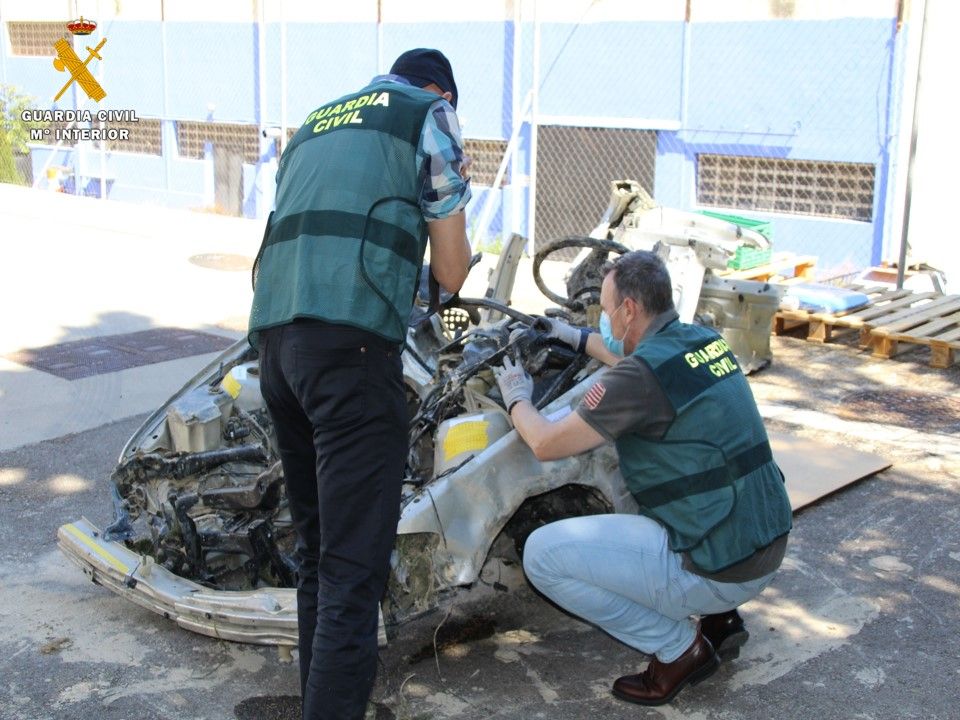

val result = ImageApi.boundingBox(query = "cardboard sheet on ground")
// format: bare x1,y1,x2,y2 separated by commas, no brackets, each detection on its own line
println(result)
769,432,891,511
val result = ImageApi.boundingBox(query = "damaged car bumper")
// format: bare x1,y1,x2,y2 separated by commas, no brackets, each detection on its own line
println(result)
59,517,300,646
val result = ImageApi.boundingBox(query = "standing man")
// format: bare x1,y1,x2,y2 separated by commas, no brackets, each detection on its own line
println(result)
248,49,472,720
495,250,791,706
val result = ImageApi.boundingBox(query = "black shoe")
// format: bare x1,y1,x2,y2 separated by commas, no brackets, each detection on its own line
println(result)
700,610,749,660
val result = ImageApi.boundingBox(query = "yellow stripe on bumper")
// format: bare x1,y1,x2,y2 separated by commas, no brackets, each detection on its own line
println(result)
62,522,130,575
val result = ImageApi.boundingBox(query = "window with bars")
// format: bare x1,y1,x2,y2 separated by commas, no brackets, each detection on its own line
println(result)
697,154,875,222
6,21,66,56
462,138,508,187
177,121,261,163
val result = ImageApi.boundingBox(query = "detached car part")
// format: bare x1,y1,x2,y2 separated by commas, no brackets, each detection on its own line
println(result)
593,180,784,373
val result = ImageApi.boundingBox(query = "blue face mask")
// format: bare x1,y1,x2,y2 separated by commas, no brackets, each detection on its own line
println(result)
599,304,626,356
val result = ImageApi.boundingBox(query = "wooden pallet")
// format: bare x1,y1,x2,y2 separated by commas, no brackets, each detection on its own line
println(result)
868,294,960,367
774,286,918,342
774,285,960,367
720,252,817,283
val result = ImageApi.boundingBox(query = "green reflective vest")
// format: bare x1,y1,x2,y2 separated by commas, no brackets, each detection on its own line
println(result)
616,320,792,573
248,81,437,345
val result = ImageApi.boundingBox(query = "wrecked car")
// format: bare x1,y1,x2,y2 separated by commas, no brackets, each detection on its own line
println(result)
58,181,779,647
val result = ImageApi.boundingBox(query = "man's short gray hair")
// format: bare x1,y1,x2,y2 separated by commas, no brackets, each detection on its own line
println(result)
602,250,674,315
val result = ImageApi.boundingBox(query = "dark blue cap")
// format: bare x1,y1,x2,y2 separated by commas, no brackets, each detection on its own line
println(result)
389,48,458,109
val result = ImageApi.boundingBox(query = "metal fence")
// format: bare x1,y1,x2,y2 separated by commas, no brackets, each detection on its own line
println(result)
533,126,657,253
2,0,924,279
497,0,917,280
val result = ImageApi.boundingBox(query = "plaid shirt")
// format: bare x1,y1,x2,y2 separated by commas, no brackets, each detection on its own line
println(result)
372,74,472,220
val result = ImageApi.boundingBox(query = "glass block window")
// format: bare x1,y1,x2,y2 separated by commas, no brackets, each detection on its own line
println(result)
7,22,66,56
36,118,162,155
279,126,297,157
177,121,261,163
101,117,162,154
275,133,508,187
697,154,875,222
463,138,509,187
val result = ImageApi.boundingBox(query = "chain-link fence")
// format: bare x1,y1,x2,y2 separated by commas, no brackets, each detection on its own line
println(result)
0,0,924,280
534,126,657,253
496,0,917,281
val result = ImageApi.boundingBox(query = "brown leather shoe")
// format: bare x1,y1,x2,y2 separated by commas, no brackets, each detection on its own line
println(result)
612,628,720,706
701,609,749,660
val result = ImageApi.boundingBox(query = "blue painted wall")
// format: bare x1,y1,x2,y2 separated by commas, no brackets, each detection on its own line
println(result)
164,23,258,122
97,21,165,116
3,16,907,275
263,23,379,127
382,23,511,140
651,18,904,274
536,22,684,122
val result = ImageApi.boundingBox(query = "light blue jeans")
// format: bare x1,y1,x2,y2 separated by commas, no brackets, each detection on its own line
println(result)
523,514,777,663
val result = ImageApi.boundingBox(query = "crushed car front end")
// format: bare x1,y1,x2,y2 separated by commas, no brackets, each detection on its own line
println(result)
59,181,781,646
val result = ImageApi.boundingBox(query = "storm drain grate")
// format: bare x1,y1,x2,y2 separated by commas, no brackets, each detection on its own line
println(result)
5,328,235,381
834,389,960,435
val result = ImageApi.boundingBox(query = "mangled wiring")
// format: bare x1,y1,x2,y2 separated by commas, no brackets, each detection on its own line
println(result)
236,407,276,462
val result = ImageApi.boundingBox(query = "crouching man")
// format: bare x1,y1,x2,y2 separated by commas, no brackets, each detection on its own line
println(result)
494,250,792,706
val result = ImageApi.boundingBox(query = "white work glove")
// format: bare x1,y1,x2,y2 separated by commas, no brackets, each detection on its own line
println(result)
494,356,533,412
535,317,589,353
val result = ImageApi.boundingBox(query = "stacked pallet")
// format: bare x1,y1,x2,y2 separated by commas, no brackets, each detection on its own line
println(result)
774,285,960,368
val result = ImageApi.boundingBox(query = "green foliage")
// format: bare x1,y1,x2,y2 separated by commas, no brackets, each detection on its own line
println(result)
1,84,47,152
476,235,503,255
0,84,48,185
0,131,20,184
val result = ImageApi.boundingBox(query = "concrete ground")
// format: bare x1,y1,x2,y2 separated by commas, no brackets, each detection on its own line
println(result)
1,186,959,720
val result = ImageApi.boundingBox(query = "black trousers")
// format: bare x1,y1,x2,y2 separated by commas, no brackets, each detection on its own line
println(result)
259,320,406,720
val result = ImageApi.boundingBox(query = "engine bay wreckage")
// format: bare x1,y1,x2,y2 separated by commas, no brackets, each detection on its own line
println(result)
58,181,783,647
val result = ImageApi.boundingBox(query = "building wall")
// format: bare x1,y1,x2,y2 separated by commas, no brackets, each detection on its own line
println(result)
653,16,902,275
0,0,911,276
903,0,958,285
